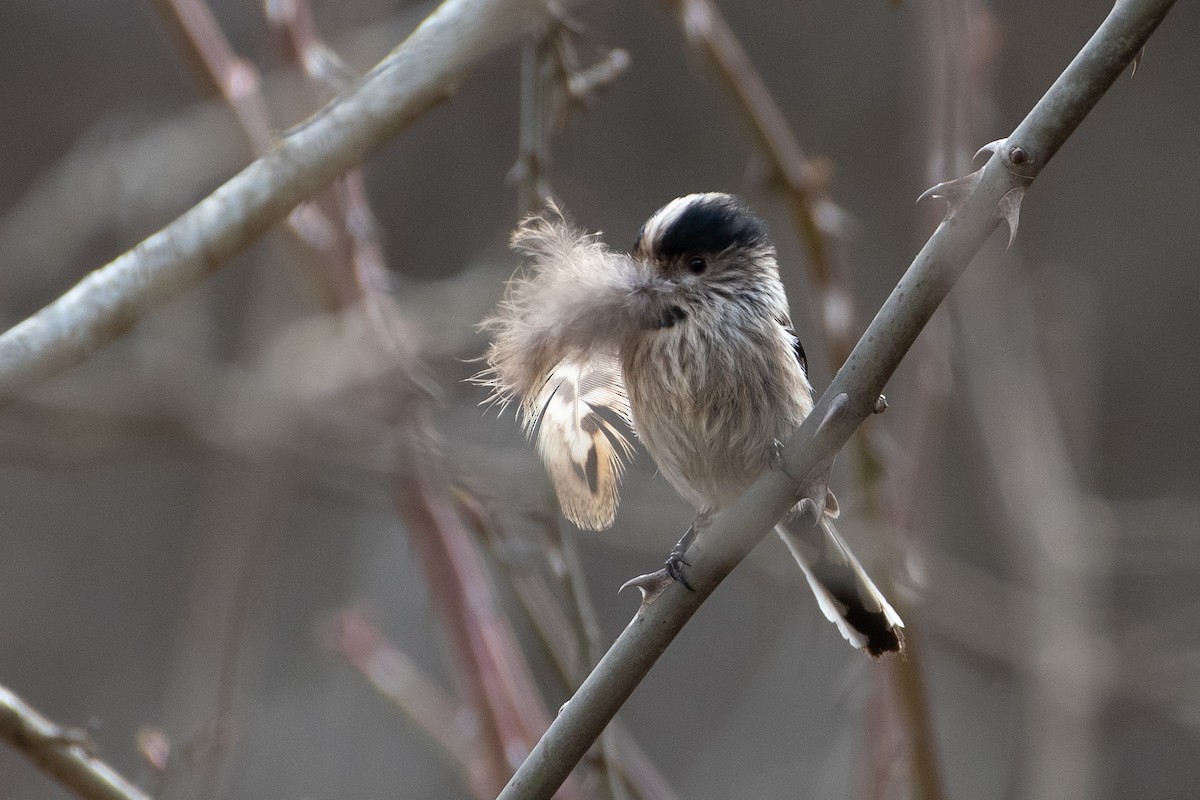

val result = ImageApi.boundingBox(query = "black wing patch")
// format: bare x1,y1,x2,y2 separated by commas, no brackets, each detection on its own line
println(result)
779,317,808,377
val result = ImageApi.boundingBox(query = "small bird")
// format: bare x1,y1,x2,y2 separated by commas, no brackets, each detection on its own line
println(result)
478,193,903,655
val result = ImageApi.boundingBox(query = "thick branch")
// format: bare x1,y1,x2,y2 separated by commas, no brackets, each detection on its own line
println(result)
497,1,1177,797
0,684,151,800
0,0,546,404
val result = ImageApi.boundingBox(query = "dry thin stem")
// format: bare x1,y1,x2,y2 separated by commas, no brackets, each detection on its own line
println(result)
459,497,678,800
324,608,493,796
497,2,1177,797
458,494,587,689
392,413,589,800
0,684,152,800
0,0,547,405
149,0,275,152
148,4,569,798
955,258,1111,800
147,7,354,799
514,33,556,216
664,2,944,794
663,0,856,365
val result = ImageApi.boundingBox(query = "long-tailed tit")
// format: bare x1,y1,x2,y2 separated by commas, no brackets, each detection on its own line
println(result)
478,193,903,655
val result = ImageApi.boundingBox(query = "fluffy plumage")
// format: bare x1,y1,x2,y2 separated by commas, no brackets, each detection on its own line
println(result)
477,206,667,529
477,194,903,654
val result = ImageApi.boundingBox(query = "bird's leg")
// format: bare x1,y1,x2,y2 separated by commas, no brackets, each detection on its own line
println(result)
665,511,714,591
620,512,710,602
663,523,698,591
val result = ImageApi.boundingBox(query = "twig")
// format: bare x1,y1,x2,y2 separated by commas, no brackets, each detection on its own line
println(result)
665,2,945,795
324,608,495,797
496,2,1177,797
457,494,586,689
0,683,152,800
662,0,856,365
460,496,679,800
148,0,275,153
0,0,547,405
514,33,556,215
392,411,589,800
954,246,1112,800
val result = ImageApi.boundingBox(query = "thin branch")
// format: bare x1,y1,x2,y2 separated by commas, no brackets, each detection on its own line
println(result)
513,33,556,216
954,245,1111,800
324,608,495,798
665,3,945,796
0,684,152,800
663,0,856,365
496,2,1177,797
457,494,586,689
0,0,547,404
148,0,275,152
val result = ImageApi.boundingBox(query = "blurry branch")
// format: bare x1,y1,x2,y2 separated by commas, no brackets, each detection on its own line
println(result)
458,495,587,687
151,0,365,280
0,0,548,405
954,256,1112,800
514,34,556,215
149,0,275,152
145,6,382,800
324,609,496,797
864,2,1003,799
265,0,360,95
392,411,590,800
662,0,856,366
663,2,942,796
145,3,578,798
497,2,1176,798
459,498,677,800
0,10,430,299
511,12,629,215
0,684,152,800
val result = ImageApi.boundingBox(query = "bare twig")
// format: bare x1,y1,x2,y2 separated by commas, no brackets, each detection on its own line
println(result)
323,608,494,797
393,411,588,800
496,2,1177,797
513,33,556,215
662,0,856,365
0,0,547,405
0,683,152,800
664,3,945,795
148,0,275,152
954,252,1112,800
457,494,587,688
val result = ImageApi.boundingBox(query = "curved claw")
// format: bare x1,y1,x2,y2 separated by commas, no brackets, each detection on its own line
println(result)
664,548,695,592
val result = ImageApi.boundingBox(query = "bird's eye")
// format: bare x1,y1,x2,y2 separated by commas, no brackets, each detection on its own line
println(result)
687,256,707,274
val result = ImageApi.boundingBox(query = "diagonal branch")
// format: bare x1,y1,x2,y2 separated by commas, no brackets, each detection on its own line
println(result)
0,683,152,800
496,1,1178,797
0,0,547,405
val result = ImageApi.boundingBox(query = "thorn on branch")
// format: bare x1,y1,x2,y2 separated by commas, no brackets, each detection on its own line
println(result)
996,185,1027,249
618,569,674,609
1131,44,1146,76
917,168,983,218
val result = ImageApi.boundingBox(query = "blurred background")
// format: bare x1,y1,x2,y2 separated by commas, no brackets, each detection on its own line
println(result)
0,0,1197,798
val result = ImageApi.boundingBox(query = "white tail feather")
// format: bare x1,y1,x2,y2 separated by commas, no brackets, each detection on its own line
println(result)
775,519,904,655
